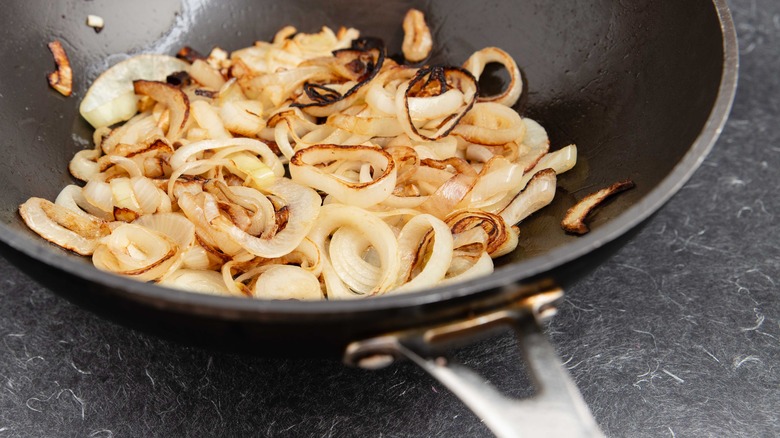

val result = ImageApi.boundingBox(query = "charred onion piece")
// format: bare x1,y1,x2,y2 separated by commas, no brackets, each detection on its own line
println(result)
47,41,73,96
292,39,386,117
402,9,433,63
176,46,206,63
133,80,190,141
399,66,478,142
562,179,635,235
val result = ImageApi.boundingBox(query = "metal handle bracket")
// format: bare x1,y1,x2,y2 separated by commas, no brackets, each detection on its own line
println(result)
344,287,604,438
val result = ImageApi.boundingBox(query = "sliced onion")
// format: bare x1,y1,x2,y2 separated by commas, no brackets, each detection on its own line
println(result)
499,169,557,225
160,269,230,295
394,214,454,292
19,197,110,255
188,59,226,90
561,179,635,235
516,118,550,171
191,100,231,139
452,102,526,146
210,179,321,258
290,145,396,208
133,212,195,249
169,137,283,177
220,100,265,137
439,251,493,285
395,66,478,142
93,223,179,281
329,227,380,294
133,80,190,141
445,209,517,257
69,148,101,182
80,55,189,128
308,204,400,299
252,265,323,300
462,47,523,107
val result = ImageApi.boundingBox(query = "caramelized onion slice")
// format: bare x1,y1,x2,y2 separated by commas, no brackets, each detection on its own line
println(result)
290,144,397,208
93,223,180,281
562,179,635,235
462,47,522,107
133,80,190,141
395,214,454,292
19,197,111,255
446,209,517,257
293,40,386,117
210,179,321,258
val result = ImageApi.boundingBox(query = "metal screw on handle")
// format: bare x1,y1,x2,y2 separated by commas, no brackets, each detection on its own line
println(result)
344,287,604,438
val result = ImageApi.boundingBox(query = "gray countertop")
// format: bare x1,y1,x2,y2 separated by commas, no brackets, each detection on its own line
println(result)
1,0,778,436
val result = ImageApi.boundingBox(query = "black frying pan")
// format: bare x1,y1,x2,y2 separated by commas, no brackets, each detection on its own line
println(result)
0,0,737,435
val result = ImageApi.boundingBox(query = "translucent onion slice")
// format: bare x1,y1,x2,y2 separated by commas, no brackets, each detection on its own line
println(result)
79,55,189,128
439,251,493,285
519,144,577,189
19,197,110,255
499,169,558,226
160,269,230,295
308,204,400,299
93,223,179,281
188,59,226,90
462,47,523,107
134,212,196,249
452,102,526,146
252,265,324,300
181,245,213,270
326,112,404,138
220,100,265,137
169,137,283,177
210,179,321,258
55,185,96,220
191,100,231,139
516,118,550,171
290,145,397,208
177,192,246,257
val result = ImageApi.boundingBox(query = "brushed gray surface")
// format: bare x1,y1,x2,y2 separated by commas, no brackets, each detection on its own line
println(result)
1,0,778,436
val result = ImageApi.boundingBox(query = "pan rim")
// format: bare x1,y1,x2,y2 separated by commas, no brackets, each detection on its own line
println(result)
0,0,739,318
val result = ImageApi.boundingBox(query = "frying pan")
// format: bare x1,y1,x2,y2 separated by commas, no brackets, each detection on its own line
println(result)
0,0,737,436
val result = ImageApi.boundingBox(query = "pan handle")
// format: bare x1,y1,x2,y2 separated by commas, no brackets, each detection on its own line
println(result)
344,287,604,438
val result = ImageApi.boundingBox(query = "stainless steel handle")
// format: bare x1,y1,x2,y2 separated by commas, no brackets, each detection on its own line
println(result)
344,287,603,438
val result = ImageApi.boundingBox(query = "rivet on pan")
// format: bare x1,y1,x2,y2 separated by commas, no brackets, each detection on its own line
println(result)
357,354,396,370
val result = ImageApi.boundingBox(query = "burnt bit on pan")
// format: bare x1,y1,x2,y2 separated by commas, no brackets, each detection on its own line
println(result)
562,179,635,235
176,46,207,64
47,40,73,96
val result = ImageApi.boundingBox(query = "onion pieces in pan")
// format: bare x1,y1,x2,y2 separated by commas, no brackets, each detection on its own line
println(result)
20,12,579,300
